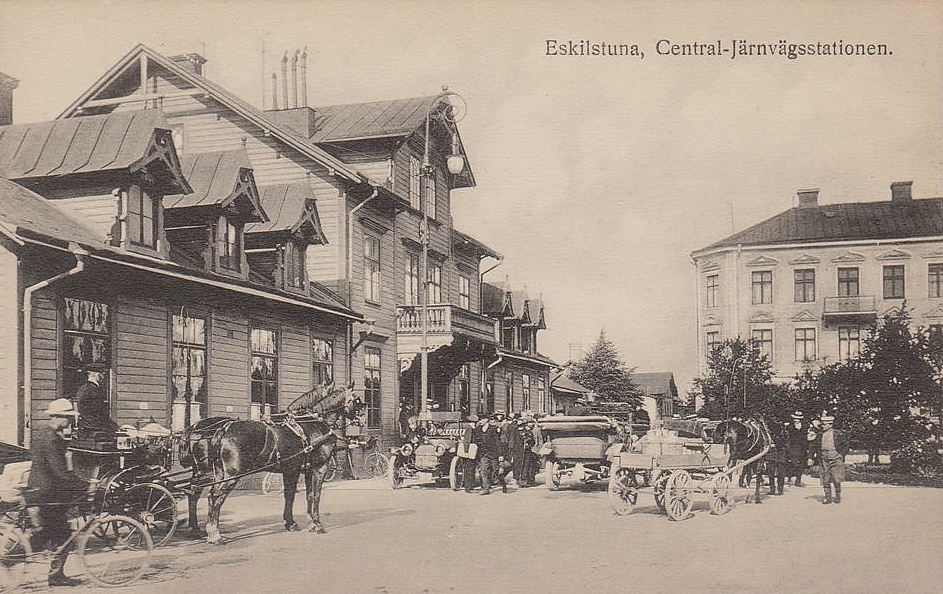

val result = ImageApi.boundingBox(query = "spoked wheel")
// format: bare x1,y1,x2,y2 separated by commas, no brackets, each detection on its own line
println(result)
448,457,464,491
77,514,153,587
607,468,639,515
652,472,670,511
0,526,31,592
261,472,284,495
710,473,733,515
364,452,390,478
665,470,694,521
544,460,561,491
389,458,405,489
323,455,339,482
121,483,178,547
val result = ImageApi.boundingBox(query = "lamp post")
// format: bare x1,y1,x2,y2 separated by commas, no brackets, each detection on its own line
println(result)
419,86,467,417
723,346,748,420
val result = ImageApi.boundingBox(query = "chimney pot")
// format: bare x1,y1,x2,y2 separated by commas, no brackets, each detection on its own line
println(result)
281,52,289,111
300,47,308,108
890,181,913,202
169,53,207,76
796,188,819,208
0,71,19,126
290,50,299,109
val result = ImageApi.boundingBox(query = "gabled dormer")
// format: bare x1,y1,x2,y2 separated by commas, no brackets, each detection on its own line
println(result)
0,109,191,258
163,149,266,279
245,183,329,293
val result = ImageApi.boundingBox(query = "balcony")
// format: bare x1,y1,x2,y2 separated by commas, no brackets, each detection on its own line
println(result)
396,304,499,352
822,295,877,324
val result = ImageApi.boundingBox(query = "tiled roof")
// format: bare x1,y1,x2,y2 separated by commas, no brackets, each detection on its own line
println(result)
631,372,677,398
700,198,943,252
0,177,103,246
165,149,256,211
246,184,326,245
307,96,439,143
0,110,169,180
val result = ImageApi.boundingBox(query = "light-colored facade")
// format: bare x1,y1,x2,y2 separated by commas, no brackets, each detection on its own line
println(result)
692,184,943,380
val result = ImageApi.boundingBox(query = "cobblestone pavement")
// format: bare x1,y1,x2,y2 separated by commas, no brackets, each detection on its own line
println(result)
15,475,943,594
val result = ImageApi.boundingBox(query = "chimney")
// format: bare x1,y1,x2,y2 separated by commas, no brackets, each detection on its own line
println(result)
0,71,19,126
890,181,913,202
290,50,299,109
796,188,819,209
271,72,278,110
169,53,207,76
281,52,288,110
300,47,308,108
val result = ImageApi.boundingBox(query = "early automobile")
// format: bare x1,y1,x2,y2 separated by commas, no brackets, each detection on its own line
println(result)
388,411,477,490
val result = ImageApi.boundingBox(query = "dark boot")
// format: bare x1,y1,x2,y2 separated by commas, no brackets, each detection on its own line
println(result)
822,484,832,504
833,483,841,504
48,554,81,587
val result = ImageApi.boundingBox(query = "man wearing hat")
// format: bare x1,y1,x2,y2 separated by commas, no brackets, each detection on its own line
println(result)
458,415,479,493
808,413,848,504
75,370,118,432
26,399,91,586
785,411,809,487
474,415,506,494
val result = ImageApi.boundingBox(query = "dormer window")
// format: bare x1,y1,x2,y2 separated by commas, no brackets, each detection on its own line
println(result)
285,241,306,290
127,185,159,249
218,216,241,272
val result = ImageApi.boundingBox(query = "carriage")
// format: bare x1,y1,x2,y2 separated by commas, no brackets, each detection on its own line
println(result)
538,416,624,491
606,418,768,520
388,412,477,490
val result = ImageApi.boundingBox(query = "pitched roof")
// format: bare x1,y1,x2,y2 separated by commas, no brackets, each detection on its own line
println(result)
550,373,591,395
508,290,529,319
699,198,943,252
481,282,506,316
496,348,557,368
245,183,327,244
0,109,171,179
631,372,677,398
307,96,439,143
165,150,263,219
0,177,103,246
524,298,546,328
453,228,501,259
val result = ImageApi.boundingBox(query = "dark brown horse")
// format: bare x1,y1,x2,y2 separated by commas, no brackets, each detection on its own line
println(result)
713,418,772,504
178,383,358,544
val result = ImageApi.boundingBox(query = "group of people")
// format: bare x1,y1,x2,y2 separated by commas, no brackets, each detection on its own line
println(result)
452,412,544,495
768,410,848,505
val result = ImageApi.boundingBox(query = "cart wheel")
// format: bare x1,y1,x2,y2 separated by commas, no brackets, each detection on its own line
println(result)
710,474,733,515
653,472,670,511
665,470,693,521
448,457,463,491
364,452,390,478
77,514,153,587
323,455,339,482
0,525,31,592
544,460,561,491
607,468,638,516
261,472,284,495
121,483,179,547
389,457,405,489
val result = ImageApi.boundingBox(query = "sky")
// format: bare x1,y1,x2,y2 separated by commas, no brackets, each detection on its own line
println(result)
1,0,941,395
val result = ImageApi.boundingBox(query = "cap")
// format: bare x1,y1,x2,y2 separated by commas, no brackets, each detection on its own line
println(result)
791,411,804,420
46,398,79,417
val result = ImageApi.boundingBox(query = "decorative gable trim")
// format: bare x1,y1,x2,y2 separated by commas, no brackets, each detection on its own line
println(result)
702,314,722,327
922,248,943,260
788,254,821,266
749,311,775,324
790,310,818,323
875,248,911,261
360,217,391,235
745,255,778,268
882,305,904,318
831,251,866,264
923,305,943,320
700,260,721,273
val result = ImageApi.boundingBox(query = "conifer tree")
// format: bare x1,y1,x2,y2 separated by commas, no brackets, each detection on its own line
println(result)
569,330,642,408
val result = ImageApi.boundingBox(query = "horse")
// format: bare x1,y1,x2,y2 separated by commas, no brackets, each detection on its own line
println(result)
765,423,790,495
178,382,359,544
712,418,773,504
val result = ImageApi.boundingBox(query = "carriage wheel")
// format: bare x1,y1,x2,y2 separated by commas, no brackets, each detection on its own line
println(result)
0,525,31,592
121,483,179,547
261,472,284,495
389,457,405,489
710,474,733,515
607,468,639,516
448,457,465,491
665,470,694,521
652,472,670,511
364,452,390,478
544,460,561,491
76,514,153,587
323,454,339,482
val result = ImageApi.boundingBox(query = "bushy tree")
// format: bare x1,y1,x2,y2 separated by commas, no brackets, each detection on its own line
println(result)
569,330,642,409
693,337,778,420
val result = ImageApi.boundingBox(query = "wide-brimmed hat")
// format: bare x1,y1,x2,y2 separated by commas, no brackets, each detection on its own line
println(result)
466,414,479,423
821,414,835,422
791,411,804,420
46,398,79,417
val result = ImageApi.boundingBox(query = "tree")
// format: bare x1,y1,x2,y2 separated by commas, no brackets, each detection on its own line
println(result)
569,330,642,409
693,337,780,421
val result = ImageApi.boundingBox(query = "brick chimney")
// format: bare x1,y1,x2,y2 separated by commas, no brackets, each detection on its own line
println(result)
797,188,819,208
169,53,207,76
890,181,912,202
0,71,19,126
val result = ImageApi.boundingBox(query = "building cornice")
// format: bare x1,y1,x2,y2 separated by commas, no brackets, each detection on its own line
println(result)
691,234,943,261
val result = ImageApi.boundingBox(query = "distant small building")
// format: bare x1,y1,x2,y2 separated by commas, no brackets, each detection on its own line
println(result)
631,372,680,420
549,372,591,414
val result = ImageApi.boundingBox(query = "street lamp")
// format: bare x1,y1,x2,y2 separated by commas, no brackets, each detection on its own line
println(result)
419,86,467,418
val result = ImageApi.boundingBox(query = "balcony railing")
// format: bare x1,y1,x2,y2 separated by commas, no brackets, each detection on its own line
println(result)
823,295,877,320
396,304,499,345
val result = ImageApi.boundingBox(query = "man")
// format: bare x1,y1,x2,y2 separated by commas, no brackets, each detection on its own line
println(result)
475,415,506,495
458,415,479,493
785,411,808,487
75,370,117,432
808,413,848,504
26,399,90,586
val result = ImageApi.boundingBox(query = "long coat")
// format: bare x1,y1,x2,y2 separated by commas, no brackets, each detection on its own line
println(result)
75,381,116,431
25,426,87,504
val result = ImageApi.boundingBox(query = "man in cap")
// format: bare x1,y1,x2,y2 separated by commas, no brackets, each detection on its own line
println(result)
474,415,506,494
26,399,91,586
808,413,848,504
785,411,808,487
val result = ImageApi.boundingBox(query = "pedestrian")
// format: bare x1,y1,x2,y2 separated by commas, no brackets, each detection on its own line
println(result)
505,416,525,484
475,415,505,495
25,398,91,586
808,413,848,504
521,411,542,486
458,415,479,493
398,402,414,438
785,411,808,487
75,370,117,432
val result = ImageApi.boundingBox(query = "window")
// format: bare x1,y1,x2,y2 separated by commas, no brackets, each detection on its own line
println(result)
838,327,860,360
838,268,859,297
171,123,185,153
423,172,437,220
929,263,943,298
250,327,278,410
219,216,241,271
364,347,381,428
521,329,532,354
751,329,773,359
751,271,773,304
706,331,720,355
312,338,334,387
521,374,531,410
408,156,421,210
285,242,305,289
794,269,815,303
127,185,158,248
172,314,207,410
794,328,816,361
883,265,905,299
405,253,420,305
536,377,547,415
457,364,470,417
459,276,471,309
502,324,515,350
363,235,381,303
705,275,719,308
505,371,513,412
482,370,495,415
62,298,111,408
427,263,442,303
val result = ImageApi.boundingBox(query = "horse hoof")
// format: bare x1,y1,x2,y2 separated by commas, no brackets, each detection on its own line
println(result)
755,499,763,504
310,525,327,534
286,523,301,532
189,528,207,539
